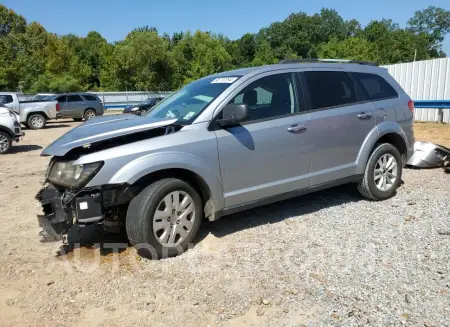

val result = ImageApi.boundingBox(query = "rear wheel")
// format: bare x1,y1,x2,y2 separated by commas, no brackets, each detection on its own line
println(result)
0,131,12,154
84,109,96,120
358,143,402,200
27,114,46,129
126,178,203,259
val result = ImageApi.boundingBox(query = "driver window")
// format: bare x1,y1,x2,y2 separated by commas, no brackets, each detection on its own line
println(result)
229,73,297,122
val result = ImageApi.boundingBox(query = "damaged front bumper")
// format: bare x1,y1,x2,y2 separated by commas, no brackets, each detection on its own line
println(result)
36,184,133,241
407,142,450,168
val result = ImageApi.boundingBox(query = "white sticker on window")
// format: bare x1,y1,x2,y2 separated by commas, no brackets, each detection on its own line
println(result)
183,112,196,120
211,77,238,84
79,202,88,210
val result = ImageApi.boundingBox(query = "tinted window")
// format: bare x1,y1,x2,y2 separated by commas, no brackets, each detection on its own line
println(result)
229,73,297,122
56,96,66,103
352,73,398,101
304,71,357,110
83,95,98,101
0,95,14,104
67,95,83,102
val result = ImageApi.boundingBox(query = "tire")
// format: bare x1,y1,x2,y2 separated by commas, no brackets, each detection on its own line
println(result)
126,178,203,259
73,118,83,122
0,131,12,154
357,143,403,201
84,109,96,120
27,113,46,129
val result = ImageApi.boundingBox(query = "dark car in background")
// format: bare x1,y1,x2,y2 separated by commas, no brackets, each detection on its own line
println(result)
123,97,165,115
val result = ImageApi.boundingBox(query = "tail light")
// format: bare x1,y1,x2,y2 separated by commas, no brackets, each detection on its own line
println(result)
56,103,60,112
408,100,414,112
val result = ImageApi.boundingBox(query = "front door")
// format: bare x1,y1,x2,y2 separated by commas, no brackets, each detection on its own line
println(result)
301,70,376,186
215,72,311,208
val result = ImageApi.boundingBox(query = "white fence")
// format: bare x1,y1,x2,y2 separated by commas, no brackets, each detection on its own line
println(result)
383,58,450,123
92,91,171,107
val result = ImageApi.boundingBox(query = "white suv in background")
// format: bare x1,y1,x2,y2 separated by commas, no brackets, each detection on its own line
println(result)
0,103,24,154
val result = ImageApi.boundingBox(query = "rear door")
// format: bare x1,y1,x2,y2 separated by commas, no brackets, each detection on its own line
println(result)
301,70,375,186
351,72,404,125
66,94,85,117
215,71,311,207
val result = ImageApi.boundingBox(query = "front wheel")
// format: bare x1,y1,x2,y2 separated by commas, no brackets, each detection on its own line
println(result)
357,143,402,201
126,178,203,259
27,114,46,129
0,131,12,154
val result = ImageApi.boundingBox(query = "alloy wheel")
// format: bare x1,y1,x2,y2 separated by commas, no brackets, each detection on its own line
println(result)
374,153,398,191
0,134,10,153
31,116,44,128
152,191,196,247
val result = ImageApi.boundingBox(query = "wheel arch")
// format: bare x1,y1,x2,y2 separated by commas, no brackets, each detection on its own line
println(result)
0,126,15,138
356,123,409,174
84,107,96,114
26,111,49,121
105,152,225,215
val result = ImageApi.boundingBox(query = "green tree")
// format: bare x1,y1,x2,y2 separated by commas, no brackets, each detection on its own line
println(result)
111,30,170,90
317,37,381,63
170,31,233,88
408,6,450,56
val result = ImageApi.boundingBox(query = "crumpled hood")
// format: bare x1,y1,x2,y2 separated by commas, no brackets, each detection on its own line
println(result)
41,114,177,156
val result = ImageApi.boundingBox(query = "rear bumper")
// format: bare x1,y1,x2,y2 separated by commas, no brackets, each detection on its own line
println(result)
407,142,450,168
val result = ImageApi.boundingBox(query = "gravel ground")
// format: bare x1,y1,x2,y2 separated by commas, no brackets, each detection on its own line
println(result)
0,120,449,327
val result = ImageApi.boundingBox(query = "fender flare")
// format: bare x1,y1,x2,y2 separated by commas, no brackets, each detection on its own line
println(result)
356,122,409,174
109,151,225,210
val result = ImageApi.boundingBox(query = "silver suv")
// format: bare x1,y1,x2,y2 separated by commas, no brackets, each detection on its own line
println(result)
37,59,415,258
47,93,104,121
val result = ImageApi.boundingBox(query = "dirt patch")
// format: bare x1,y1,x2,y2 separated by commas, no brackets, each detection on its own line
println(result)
414,122,450,147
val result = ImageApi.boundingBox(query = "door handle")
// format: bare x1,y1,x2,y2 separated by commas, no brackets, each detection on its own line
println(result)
287,124,307,133
357,112,372,119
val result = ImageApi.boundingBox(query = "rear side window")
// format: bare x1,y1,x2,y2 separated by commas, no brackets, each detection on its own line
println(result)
0,95,14,104
352,73,398,101
83,95,98,101
304,71,357,110
67,95,83,102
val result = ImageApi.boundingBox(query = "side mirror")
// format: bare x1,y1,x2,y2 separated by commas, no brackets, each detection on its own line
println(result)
217,104,249,127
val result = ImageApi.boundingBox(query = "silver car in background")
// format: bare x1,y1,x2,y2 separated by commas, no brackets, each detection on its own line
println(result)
37,59,415,259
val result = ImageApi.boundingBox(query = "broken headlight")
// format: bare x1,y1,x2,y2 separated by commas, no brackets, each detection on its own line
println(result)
47,161,103,188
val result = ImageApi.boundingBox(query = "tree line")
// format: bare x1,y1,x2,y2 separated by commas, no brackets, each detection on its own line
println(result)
1,5,449,93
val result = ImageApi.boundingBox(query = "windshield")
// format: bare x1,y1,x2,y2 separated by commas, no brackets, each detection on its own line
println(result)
144,76,240,123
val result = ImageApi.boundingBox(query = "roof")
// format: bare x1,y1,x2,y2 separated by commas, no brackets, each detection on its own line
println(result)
211,61,385,79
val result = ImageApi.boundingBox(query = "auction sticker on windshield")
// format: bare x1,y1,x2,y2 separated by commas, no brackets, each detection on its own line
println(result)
183,112,196,120
211,77,238,84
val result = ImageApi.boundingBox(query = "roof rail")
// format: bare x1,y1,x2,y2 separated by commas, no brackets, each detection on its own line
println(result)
278,59,378,66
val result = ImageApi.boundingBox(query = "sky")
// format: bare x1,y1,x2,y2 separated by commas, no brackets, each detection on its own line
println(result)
2,0,450,55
